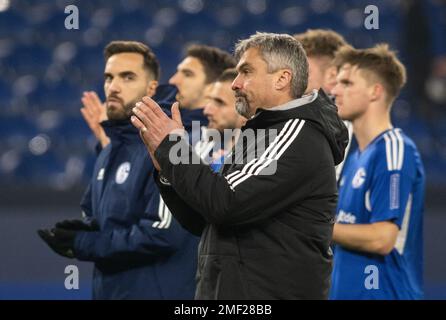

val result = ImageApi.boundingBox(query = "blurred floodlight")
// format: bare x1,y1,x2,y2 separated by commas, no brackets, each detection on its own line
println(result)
36,110,62,131
0,150,19,173
280,6,306,27
179,0,204,14
246,0,266,15
154,7,178,28
0,39,13,58
13,75,38,96
29,134,51,156
0,0,10,12
344,8,363,28
145,27,165,47
53,42,77,64
310,0,333,14
91,8,113,29
216,6,242,27
83,28,103,47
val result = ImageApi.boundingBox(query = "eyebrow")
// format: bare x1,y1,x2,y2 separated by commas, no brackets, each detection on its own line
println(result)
212,97,225,105
104,71,137,78
180,67,195,75
236,62,251,72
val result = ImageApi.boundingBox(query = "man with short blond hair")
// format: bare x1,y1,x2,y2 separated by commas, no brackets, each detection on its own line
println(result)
330,44,425,299
294,29,347,93
294,29,352,181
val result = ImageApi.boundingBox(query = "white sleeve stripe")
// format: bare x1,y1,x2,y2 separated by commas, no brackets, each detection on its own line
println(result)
365,190,372,212
394,193,412,255
258,119,296,161
384,130,405,171
389,130,398,171
227,120,298,187
158,199,167,229
275,119,305,159
226,169,242,180
226,119,296,185
226,119,305,189
259,119,300,161
228,158,259,183
164,205,172,228
231,172,252,189
159,198,166,227
395,129,405,170
152,195,172,229
152,199,162,228
253,158,274,175
232,119,297,180
230,120,304,188
384,134,392,171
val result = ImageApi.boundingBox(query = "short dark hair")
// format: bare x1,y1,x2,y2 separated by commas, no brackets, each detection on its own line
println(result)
294,29,347,59
217,68,237,83
104,41,160,80
186,45,236,84
333,44,407,103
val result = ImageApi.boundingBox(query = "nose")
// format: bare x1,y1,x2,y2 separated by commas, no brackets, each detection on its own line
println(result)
107,78,121,95
203,103,213,117
169,73,179,86
231,74,242,91
330,83,339,97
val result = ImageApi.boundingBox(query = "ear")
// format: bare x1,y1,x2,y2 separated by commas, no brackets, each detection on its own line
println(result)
325,66,338,86
274,69,292,91
203,83,214,95
370,82,385,102
146,80,158,97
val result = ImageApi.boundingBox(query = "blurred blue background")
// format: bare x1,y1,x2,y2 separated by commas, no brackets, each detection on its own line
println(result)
0,0,445,299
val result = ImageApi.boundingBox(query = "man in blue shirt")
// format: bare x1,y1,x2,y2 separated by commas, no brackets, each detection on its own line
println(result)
329,44,425,299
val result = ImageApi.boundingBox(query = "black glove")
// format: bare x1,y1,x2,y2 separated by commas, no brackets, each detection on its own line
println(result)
55,219,99,232
37,228,77,259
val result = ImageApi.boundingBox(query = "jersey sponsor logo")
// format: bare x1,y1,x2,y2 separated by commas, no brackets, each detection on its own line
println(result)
352,167,366,188
97,168,105,180
115,162,131,184
336,210,357,224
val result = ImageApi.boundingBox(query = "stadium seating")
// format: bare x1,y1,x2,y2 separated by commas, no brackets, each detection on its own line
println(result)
0,0,445,188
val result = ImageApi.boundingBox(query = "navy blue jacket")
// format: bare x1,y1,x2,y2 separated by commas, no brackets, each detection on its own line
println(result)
76,119,199,299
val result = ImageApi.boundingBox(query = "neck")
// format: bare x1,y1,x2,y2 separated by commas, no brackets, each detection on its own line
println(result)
352,103,392,151
182,97,206,110
263,94,294,110
184,104,204,110
352,104,393,151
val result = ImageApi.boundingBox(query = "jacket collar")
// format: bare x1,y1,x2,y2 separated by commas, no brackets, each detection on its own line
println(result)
100,119,141,144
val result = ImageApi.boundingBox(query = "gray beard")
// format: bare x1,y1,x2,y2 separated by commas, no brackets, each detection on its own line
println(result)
235,97,250,119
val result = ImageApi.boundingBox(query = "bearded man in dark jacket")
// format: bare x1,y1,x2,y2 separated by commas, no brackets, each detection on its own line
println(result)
132,32,349,300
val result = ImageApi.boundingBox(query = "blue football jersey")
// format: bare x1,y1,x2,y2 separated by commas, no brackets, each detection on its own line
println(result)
330,128,425,300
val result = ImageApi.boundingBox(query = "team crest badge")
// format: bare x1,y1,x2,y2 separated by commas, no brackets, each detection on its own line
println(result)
352,167,366,188
115,162,131,184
